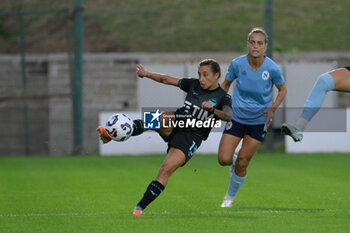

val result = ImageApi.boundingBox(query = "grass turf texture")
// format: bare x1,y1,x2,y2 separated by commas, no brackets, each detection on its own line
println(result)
1,153,349,233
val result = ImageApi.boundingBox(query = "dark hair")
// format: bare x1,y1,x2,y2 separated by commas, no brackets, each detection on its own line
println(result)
199,59,221,78
247,27,268,44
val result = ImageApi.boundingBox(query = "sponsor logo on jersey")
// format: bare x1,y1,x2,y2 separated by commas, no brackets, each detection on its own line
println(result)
183,100,214,121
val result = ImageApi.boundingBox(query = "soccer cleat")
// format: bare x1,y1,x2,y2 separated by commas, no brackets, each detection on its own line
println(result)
281,123,303,142
220,194,234,208
96,126,112,144
132,207,144,216
229,153,238,177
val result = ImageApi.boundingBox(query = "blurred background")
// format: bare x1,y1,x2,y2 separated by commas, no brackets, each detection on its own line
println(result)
1,0,350,156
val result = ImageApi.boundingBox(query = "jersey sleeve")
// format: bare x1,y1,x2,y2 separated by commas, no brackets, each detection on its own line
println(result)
226,60,238,82
272,66,285,86
179,78,196,92
220,94,232,110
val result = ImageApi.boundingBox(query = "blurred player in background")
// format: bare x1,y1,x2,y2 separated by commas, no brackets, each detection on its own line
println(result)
218,28,287,207
281,66,350,142
97,59,232,216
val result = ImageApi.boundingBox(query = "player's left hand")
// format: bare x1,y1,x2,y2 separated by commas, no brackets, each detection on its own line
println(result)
201,101,214,113
264,107,275,126
136,64,148,78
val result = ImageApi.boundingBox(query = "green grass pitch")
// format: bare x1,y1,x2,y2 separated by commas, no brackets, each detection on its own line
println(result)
1,153,350,233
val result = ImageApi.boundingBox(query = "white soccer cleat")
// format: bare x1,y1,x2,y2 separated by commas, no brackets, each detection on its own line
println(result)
220,194,234,208
281,123,303,142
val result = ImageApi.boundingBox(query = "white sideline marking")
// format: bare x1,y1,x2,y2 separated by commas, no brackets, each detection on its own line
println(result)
1,209,349,217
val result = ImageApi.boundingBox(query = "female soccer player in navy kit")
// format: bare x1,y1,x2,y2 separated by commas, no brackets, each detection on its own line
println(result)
218,28,287,207
97,59,232,215
282,66,350,142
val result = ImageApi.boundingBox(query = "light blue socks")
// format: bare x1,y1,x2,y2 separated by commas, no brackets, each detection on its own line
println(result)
300,73,335,121
227,170,247,197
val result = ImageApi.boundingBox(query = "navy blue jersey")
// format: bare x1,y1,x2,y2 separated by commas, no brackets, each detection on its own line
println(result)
175,78,232,140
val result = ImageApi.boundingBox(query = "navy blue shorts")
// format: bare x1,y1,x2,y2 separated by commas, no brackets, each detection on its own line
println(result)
223,120,266,142
345,66,350,71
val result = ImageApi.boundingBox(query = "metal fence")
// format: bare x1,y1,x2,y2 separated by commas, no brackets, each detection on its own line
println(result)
0,0,83,155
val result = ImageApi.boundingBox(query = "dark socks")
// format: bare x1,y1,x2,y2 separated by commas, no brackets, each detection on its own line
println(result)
136,180,165,210
132,119,144,136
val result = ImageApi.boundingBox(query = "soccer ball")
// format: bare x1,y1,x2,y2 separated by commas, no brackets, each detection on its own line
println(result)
105,113,134,142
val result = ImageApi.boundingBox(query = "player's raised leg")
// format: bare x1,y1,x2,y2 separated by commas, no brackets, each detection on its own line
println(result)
154,112,176,139
282,71,336,142
97,118,144,144
96,126,112,144
331,67,350,92
97,111,175,144
281,123,303,142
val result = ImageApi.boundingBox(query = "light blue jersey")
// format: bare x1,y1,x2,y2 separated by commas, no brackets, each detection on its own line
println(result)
226,54,285,124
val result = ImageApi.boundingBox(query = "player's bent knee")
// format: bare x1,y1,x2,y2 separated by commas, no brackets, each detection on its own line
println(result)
218,160,226,166
316,73,335,91
218,156,232,166
217,151,233,165
236,157,249,170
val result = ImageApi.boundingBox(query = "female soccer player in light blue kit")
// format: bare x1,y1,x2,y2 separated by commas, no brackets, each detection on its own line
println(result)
218,28,287,207
281,66,350,142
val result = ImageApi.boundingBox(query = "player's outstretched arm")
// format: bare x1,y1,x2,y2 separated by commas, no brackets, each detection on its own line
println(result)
136,64,180,87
